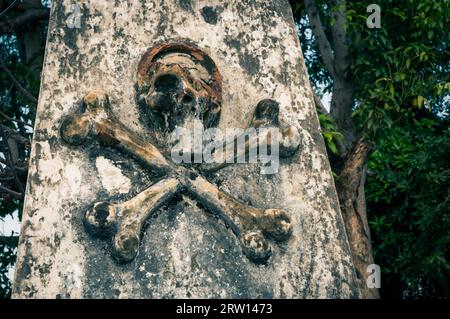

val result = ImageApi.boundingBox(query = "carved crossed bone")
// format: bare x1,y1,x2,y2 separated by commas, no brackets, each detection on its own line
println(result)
60,43,300,264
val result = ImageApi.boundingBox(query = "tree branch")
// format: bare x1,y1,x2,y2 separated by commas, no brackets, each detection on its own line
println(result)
0,107,32,128
0,6,49,34
2,0,44,12
0,58,38,103
330,0,350,78
304,0,336,79
0,124,30,146
0,123,24,194
0,184,23,199
0,0,19,18
0,158,28,173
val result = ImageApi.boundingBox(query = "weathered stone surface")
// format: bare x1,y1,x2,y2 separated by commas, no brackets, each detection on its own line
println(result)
12,0,360,298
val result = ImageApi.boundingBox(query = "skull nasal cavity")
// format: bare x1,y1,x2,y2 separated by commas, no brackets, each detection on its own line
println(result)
182,93,193,104
154,74,181,93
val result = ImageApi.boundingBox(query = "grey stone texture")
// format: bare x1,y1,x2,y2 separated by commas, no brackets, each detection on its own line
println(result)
12,0,359,298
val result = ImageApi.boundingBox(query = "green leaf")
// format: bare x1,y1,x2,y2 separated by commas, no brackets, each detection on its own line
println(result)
414,95,425,109
390,83,395,97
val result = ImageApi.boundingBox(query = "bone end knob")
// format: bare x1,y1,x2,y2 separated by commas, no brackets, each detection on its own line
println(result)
241,231,272,264
60,114,93,145
279,126,301,158
260,209,293,242
113,231,140,263
84,201,117,237
83,90,110,111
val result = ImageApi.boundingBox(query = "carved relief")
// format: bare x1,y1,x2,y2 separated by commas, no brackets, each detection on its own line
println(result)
60,42,300,264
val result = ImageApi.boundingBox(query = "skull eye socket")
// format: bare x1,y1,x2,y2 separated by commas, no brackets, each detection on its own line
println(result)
154,74,180,93
182,93,194,105
181,93,196,112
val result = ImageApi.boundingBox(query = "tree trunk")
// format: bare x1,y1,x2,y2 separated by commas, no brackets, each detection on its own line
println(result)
335,137,379,299
18,0,45,64
330,77,356,157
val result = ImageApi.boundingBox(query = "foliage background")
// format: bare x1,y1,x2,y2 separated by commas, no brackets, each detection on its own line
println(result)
0,0,449,298
291,0,449,298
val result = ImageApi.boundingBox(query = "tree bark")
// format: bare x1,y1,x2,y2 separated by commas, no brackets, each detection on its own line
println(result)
330,77,356,156
0,58,38,103
335,137,379,299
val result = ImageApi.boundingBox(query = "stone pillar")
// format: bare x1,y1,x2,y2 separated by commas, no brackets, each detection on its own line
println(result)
12,0,360,298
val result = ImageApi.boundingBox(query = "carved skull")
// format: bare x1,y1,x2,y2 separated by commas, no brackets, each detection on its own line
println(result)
136,42,222,146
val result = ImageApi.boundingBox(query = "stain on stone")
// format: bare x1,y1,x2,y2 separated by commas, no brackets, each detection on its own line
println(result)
112,28,125,41
48,136,60,154
201,6,218,25
134,204,267,298
178,0,193,12
224,36,260,76
12,240,35,296
224,36,241,52
113,288,121,297
276,61,292,86
39,263,51,278
240,53,260,76
188,171,198,180
272,0,295,21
